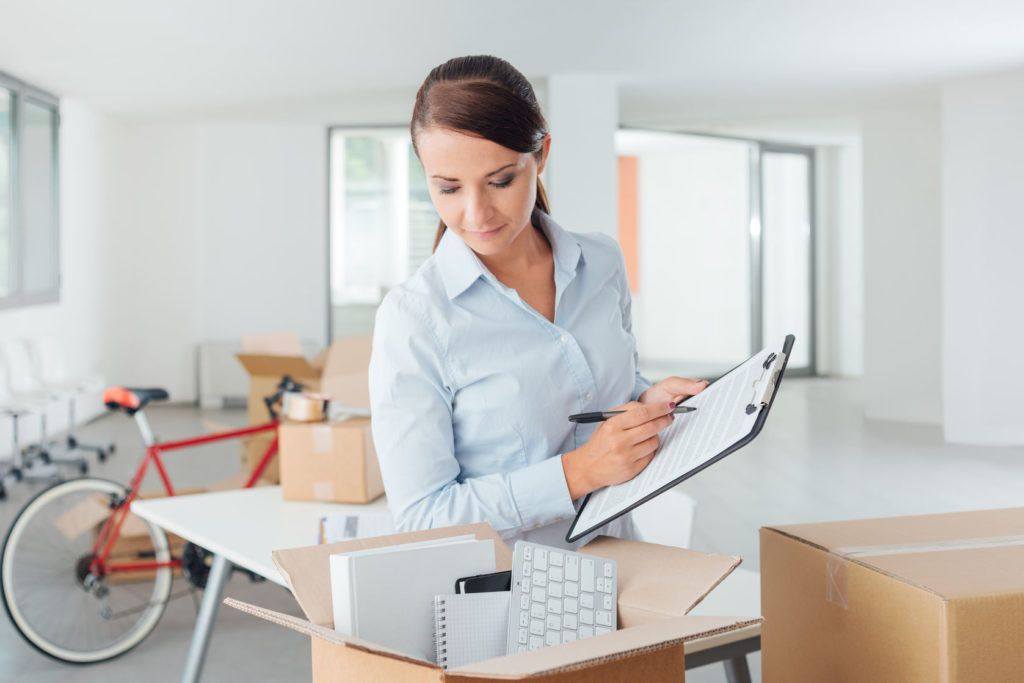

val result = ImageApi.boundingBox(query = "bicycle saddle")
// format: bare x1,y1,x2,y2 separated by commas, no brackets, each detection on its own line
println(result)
103,387,170,415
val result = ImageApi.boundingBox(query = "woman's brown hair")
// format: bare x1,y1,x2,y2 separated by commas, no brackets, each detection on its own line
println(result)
410,55,551,251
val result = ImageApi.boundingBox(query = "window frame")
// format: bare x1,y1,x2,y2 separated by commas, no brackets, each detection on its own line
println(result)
0,71,61,310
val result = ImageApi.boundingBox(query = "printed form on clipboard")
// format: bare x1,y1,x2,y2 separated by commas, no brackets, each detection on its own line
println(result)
566,334,795,543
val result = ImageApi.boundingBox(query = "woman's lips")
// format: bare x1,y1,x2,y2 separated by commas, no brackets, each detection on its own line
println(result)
469,224,505,240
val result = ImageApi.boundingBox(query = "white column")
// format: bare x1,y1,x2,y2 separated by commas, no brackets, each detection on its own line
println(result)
544,74,619,238
860,106,942,424
942,70,1024,445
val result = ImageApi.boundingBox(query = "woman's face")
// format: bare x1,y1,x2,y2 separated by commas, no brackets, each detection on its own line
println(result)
416,127,549,258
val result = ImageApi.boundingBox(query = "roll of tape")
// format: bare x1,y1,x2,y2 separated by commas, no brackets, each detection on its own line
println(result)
283,392,330,422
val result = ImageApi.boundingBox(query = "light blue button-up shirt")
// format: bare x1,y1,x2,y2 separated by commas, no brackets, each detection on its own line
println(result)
368,210,651,549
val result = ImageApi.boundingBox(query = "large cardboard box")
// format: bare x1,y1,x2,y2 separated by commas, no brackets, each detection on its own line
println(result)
278,417,384,503
236,333,373,484
761,507,1024,683
228,522,760,682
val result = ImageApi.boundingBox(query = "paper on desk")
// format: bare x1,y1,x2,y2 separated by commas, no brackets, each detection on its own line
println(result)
320,512,396,544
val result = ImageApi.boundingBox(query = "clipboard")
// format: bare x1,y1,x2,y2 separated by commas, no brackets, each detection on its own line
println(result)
566,334,795,543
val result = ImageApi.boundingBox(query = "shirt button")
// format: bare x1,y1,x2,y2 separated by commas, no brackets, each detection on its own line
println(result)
560,335,568,344
585,393,593,401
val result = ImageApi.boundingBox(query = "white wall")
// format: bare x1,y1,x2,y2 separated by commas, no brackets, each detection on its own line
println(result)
100,122,327,402
0,98,114,455
861,105,942,424
942,70,1024,445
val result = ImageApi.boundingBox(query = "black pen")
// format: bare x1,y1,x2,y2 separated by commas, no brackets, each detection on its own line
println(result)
568,405,697,423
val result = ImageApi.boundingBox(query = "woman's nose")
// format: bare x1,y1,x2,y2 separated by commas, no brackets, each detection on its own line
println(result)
465,190,494,228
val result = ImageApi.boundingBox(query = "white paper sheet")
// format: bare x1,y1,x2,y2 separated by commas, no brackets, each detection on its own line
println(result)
573,341,787,536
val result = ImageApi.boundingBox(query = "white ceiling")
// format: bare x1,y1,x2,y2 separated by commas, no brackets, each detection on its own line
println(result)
1,0,1022,127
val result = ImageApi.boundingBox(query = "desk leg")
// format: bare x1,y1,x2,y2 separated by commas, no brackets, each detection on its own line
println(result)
182,553,232,683
724,655,752,683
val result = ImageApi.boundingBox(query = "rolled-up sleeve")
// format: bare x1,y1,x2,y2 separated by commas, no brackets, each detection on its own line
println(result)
369,291,575,535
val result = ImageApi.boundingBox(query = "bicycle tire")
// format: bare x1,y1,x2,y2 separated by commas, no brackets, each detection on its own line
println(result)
1,477,173,663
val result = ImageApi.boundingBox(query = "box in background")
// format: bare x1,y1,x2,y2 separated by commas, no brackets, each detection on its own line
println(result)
278,417,383,504
227,523,760,682
761,507,1024,683
236,333,373,485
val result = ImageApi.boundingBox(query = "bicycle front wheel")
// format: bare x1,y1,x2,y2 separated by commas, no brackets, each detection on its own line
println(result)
1,478,173,663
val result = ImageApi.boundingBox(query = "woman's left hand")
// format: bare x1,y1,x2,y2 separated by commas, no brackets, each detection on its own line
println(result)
639,377,708,406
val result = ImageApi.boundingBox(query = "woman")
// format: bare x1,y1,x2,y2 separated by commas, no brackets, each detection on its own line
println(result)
368,55,706,549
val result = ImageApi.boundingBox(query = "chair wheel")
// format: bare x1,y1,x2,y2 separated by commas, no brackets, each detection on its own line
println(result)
79,462,89,475
40,452,51,464
109,444,117,454
98,450,107,462
13,468,23,482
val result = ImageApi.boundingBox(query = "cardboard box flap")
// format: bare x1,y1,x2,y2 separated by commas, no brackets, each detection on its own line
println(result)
319,336,372,408
450,615,762,679
242,331,303,355
580,536,741,622
767,507,1024,599
236,353,320,379
272,522,512,629
223,598,432,668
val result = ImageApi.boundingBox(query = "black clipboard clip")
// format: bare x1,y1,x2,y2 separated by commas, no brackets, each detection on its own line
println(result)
745,351,786,415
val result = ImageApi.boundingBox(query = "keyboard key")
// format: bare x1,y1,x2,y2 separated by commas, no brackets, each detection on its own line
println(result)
522,561,532,576
550,566,564,582
563,613,578,630
595,577,606,593
521,594,530,610
603,562,613,578
550,551,564,567
579,625,594,639
564,597,578,613
565,555,579,582
519,611,530,627
580,593,594,609
532,572,547,587
549,582,563,599
580,609,594,625
531,603,545,619
531,587,546,603
596,610,613,627
520,577,530,592
565,581,579,597
599,576,612,593
581,558,595,592
535,548,548,571
562,631,576,643
596,626,611,636
530,635,543,650
547,598,562,614
518,628,528,644
546,615,561,631
524,545,533,561
545,631,561,646
530,619,545,636
603,595,613,611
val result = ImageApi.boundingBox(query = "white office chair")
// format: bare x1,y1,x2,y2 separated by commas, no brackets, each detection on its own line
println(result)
0,353,62,491
28,337,114,463
630,486,697,548
0,339,87,476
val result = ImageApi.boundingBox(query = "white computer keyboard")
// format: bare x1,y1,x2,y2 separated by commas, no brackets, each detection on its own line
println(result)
505,541,617,655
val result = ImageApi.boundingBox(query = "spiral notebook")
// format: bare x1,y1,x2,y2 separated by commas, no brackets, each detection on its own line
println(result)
433,592,511,669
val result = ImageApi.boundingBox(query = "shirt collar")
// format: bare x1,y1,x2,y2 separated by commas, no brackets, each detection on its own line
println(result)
436,209,583,301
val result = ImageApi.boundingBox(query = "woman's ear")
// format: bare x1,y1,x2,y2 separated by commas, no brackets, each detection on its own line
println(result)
536,134,552,175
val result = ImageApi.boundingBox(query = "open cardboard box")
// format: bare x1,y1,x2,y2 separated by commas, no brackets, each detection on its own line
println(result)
235,333,373,484
226,522,760,681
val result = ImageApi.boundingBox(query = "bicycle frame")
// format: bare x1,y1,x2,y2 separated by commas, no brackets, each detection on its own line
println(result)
88,416,279,578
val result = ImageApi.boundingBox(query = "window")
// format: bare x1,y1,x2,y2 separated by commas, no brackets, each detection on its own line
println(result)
0,72,60,309
328,128,438,339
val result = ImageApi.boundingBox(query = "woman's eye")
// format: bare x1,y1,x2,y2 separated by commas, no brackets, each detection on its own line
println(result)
438,186,458,195
492,177,514,189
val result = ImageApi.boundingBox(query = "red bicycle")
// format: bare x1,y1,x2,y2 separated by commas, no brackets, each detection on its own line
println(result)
0,376,300,663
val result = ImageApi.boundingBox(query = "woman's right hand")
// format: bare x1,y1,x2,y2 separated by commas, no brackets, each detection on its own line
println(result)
561,401,676,501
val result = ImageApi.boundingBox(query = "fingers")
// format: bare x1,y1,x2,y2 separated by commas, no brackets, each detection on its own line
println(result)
669,378,708,404
613,401,674,429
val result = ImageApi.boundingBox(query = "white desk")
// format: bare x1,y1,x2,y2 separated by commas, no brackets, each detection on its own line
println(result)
131,486,388,683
